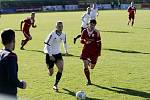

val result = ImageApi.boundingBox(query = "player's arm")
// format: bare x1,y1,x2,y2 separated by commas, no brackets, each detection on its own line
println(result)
44,33,53,56
95,29,102,56
127,7,130,12
80,30,91,44
80,31,86,44
20,20,24,31
44,33,56,61
32,20,37,28
81,14,86,23
134,7,136,14
63,34,68,54
95,29,101,43
7,54,26,89
97,11,99,17
97,9,99,17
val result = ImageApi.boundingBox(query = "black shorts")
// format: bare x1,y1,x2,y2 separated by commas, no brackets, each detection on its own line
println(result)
46,53,63,69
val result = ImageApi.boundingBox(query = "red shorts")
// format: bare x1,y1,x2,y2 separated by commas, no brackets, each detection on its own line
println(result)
129,15,135,20
80,50,98,64
23,30,31,40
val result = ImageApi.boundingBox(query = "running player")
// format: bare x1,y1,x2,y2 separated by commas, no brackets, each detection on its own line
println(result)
20,12,37,50
74,7,91,44
127,2,136,26
90,3,99,20
80,19,102,85
44,21,68,92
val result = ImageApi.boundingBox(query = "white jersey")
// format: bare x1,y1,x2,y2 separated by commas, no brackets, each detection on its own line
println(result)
90,8,98,20
81,13,91,28
44,30,68,56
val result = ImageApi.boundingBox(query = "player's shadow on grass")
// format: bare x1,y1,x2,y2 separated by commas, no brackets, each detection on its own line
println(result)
24,49,80,57
104,48,150,54
92,84,150,99
101,30,130,33
24,49,44,54
62,88,103,100
135,27,150,30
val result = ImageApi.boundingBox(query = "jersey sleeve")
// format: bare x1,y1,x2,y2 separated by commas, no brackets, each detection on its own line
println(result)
44,32,54,56
24,18,28,23
81,13,86,22
6,53,24,88
127,7,131,12
80,30,87,44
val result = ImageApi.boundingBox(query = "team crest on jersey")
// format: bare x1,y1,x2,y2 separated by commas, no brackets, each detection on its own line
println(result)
91,34,95,37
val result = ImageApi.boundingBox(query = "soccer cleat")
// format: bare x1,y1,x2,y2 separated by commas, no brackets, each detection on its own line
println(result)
74,38,77,44
20,47,25,50
86,81,92,86
53,85,58,92
21,40,24,45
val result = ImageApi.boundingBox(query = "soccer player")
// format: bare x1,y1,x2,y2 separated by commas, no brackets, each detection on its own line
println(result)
80,19,101,85
20,12,37,50
0,29,26,98
73,7,91,44
127,1,136,26
44,21,68,92
90,3,99,20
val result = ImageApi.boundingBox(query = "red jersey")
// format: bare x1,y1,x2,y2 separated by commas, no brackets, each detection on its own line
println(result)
128,6,136,16
23,17,34,32
81,29,101,56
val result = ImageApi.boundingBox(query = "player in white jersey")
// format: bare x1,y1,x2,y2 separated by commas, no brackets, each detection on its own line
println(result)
90,3,99,20
74,7,91,44
44,21,68,92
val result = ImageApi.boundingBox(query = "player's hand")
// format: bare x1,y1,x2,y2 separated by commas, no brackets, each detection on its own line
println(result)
86,39,94,44
33,25,37,28
86,40,92,44
49,56,55,61
21,80,27,89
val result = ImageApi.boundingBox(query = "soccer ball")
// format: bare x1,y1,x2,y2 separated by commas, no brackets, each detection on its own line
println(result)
76,91,86,100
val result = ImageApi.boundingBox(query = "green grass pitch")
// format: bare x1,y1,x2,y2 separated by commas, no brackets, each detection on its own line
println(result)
0,10,150,100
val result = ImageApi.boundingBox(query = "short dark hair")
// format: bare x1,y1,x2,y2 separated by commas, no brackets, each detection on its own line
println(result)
90,19,97,25
1,29,15,45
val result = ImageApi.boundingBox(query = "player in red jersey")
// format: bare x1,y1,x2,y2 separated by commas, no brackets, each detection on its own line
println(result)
80,19,101,85
20,12,37,50
127,2,136,26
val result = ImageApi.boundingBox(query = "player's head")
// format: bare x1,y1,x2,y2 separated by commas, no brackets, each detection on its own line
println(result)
92,3,97,9
87,7,91,14
89,19,97,31
131,1,134,6
31,12,35,19
56,21,63,32
1,28,15,50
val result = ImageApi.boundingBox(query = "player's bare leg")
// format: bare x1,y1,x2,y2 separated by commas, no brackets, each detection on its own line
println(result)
53,60,64,92
20,35,32,50
48,68,54,76
128,20,131,25
131,19,134,26
83,60,92,85
20,39,28,50
90,64,96,69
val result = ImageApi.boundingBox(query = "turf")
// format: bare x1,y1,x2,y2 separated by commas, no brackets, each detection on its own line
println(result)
0,10,150,100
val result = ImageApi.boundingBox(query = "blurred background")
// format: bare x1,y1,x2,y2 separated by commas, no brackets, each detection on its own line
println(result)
0,0,150,14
